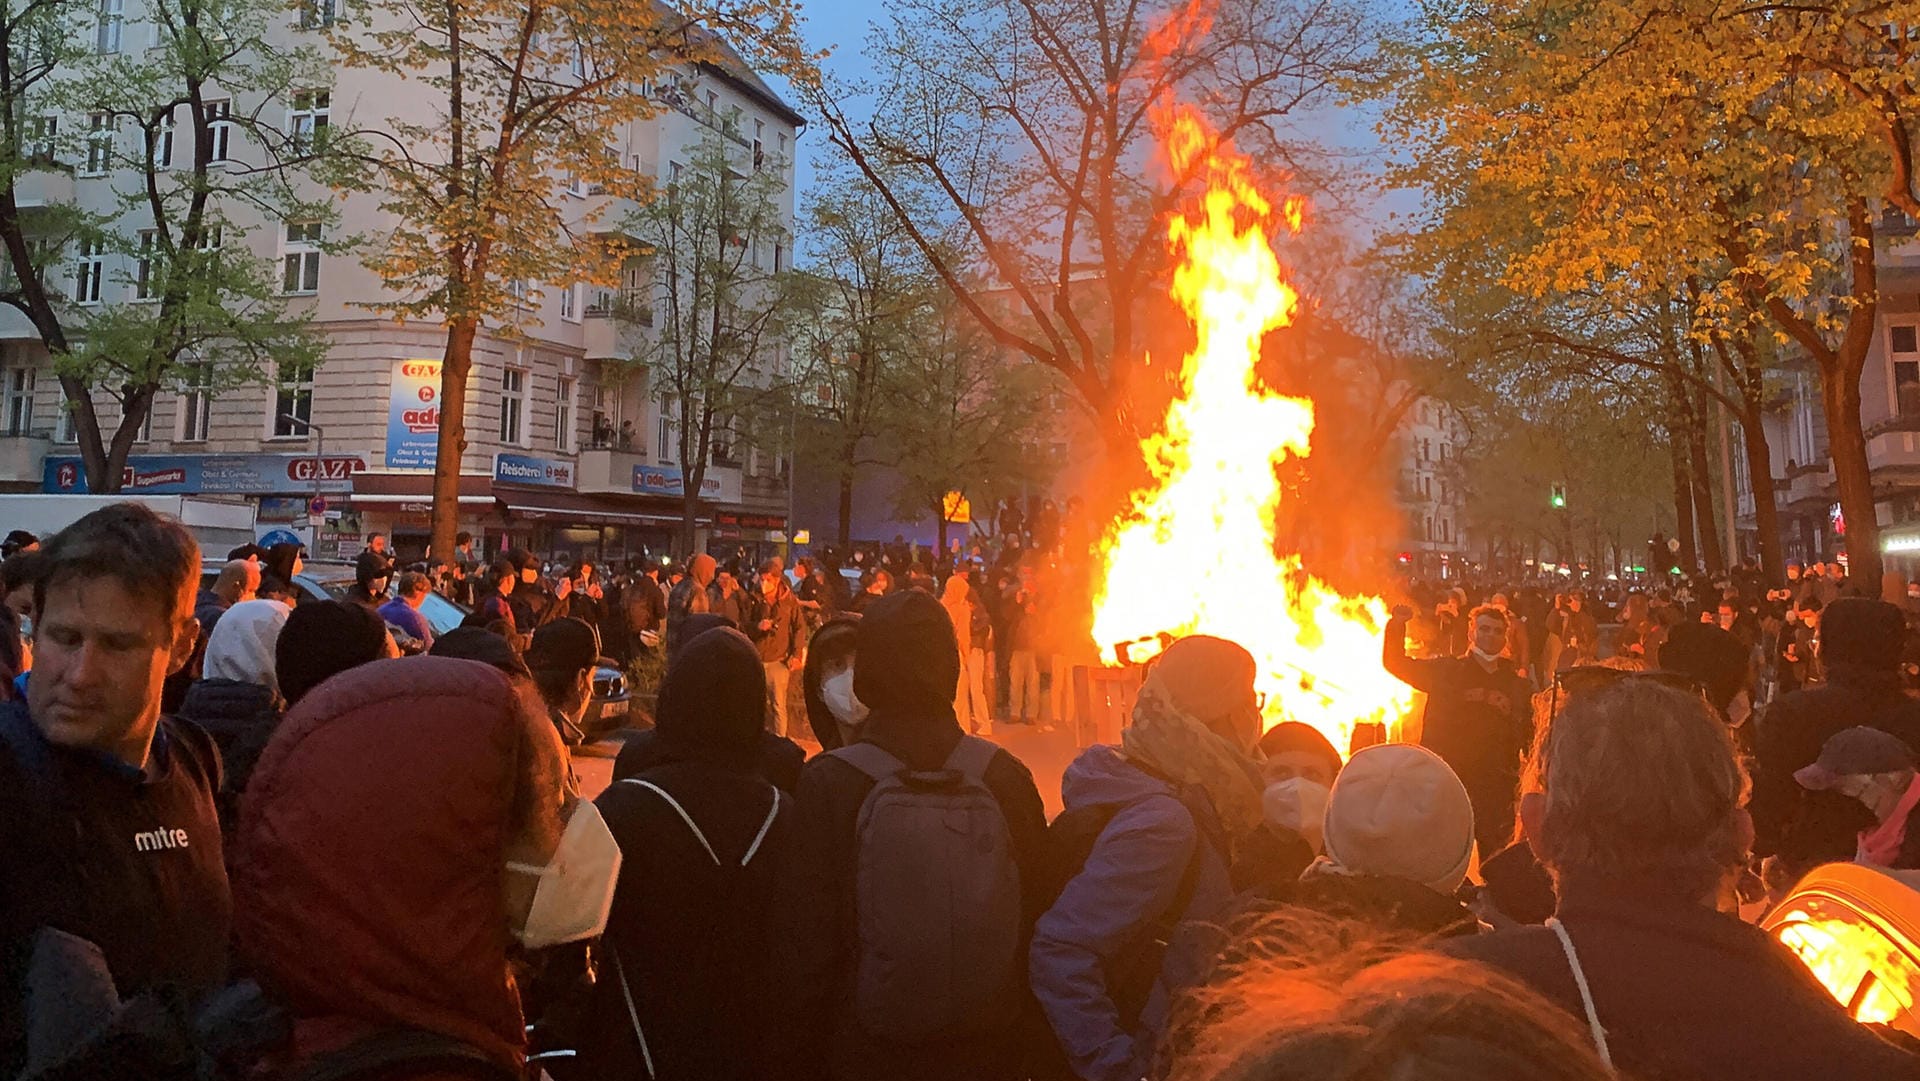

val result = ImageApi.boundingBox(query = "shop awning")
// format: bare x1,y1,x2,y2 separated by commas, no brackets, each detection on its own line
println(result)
494,487,708,527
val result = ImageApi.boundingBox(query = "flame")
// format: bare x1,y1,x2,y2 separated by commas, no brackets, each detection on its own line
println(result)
1087,105,1413,755
1777,913,1918,1026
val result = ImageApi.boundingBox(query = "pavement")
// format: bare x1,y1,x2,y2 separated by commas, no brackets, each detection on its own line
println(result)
571,718,1086,817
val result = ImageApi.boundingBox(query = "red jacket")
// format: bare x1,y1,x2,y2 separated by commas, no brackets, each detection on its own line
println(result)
234,657,531,1078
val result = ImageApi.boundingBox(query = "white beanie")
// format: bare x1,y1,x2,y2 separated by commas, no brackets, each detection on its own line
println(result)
203,599,292,695
1320,743,1476,895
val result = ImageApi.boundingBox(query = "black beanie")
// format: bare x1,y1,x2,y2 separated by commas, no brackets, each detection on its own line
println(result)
1258,721,1343,780
276,600,391,706
853,590,959,721
1820,598,1907,670
430,626,532,680
1660,623,1750,710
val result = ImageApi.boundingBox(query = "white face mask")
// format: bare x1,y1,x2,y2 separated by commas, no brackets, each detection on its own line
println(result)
506,800,623,949
822,668,868,726
1263,778,1330,853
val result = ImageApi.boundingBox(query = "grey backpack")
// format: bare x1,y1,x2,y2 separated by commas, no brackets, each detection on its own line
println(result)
830,736,1023,1042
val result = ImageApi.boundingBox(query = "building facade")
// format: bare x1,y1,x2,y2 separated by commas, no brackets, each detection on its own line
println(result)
0,12,802,567
1394,395,1472,580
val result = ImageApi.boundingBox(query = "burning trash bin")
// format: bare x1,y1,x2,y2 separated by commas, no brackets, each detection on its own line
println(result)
1765,862,1920,1035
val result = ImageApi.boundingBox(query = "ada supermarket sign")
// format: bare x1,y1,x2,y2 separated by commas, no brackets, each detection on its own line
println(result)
385,359,443,469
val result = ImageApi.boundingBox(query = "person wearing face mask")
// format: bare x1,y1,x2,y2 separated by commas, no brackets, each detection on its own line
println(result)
507,549,570,632
1385,603,1533,857
1794,726,1920,870
579,627,806,1080
233,655,618,1080
801,613,864,750
1752,597,1920,877
1030,635,1267,1081
1232,722,1343,892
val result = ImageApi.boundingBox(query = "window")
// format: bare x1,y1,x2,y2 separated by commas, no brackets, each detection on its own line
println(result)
505,278,530,306
177,361,210,441
53,401,75,443
135,229,160,299
500,367,526,444
288,90,329,154
83,112,113,175
753,120,764,170
128,399,152,442
710,416,736,464
1439,443,1450,461
773,240,785,273
298,0,335,29
26,115,57,164
272,362,313,437
705,89,717,117
555,376,574,451
281,220,321,293
3,368,33,436
72,238,104,304
96,0,122,53
569,42,586,78
657,396,675,461
777,132,787,162
559,283,577,322
1894,321,1920,416
205,99,231,162
150,105,174,168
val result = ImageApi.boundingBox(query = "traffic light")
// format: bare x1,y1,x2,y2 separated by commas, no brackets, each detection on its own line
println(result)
1550,483,1567,509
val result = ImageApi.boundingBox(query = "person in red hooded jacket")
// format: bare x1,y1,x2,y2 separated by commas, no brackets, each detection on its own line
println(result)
232,654,621,1081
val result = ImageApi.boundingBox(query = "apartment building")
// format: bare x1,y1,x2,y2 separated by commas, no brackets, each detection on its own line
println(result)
1730,208,1920,577
1395,396,1471,579
0,9,803,565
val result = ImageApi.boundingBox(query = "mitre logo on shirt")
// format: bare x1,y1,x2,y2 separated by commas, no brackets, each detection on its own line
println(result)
132,826,193,853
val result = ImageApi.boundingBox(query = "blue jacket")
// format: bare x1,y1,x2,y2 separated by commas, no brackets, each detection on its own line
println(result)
1029,745,1234,1081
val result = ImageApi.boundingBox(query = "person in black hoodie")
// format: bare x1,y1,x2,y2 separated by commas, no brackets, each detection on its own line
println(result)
801,614,862,750
581,626,807,1080
615,611,806,792
792,591,1049,1081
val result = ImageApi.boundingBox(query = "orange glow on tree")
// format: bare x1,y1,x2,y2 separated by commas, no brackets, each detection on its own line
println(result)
1088,104,1413,755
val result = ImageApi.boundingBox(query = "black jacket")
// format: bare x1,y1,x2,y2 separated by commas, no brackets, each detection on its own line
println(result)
614,728,805,794
175,678,282,833
1752,663,1920,860
791,594,1050,1081
1447,881,1920,1081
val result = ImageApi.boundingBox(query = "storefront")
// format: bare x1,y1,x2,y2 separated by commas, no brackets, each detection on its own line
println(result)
494,451,697,567
43,451,369,552
346,471,498,562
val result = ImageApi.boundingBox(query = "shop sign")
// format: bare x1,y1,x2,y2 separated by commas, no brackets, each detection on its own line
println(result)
385,359,443,469
44,453,367,495
717,511,788,531
632,463,742,503
494,452,576,489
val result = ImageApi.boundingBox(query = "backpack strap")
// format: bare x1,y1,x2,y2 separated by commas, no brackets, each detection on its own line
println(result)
742,786,783,867
829,741,906,782
623,779,721,866
609,944,658,1081
942,734,999,782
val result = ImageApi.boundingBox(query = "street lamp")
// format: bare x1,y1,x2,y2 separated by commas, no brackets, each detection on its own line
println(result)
280,413,326,544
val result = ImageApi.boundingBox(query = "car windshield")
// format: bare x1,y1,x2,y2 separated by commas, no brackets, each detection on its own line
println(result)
302,572,468,636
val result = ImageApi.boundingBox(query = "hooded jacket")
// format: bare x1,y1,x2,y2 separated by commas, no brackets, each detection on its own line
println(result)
792,592,1049,1081
582,628,807,1080
1030,744,1236,1081
801,615,861,750
233,657,536,1080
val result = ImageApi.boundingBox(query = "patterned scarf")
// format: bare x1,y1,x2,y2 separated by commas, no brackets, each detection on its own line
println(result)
1123,677,1265,839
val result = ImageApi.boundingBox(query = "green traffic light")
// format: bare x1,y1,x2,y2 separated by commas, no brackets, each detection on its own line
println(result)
1551,494,1565,508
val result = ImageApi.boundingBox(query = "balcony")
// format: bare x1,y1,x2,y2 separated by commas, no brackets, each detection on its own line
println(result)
576,446,649,495
0,432,51,487
583,292,653,361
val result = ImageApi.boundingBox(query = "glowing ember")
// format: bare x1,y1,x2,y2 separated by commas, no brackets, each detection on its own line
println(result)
1087,104,1413,755
1777,913,1917,1025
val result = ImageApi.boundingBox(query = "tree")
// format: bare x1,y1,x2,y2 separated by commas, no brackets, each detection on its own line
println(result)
0,0,333,490
789,157,939,548
325,0,809,561
880,301,1058,555
1376,0,1900,586
804,0,1374,461
624,129,798,551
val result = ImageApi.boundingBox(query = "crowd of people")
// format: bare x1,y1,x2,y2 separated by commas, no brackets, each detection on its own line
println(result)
1,505,1917,1081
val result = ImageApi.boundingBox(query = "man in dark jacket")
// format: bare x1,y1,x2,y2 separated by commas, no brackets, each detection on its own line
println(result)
793,591,1049,1081
1447,677,1920,1081
1384,602,1533,855
0,504,229,1078
1752,597,1920,875
750,559,806,738
507,549,569,632
666,553,718,657
620,563,668,659
354,532,396,584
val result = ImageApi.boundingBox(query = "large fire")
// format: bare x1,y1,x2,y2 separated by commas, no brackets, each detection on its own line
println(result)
1087,104,1413,755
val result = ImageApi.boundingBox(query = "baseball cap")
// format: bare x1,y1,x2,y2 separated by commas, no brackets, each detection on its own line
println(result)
1795,727,1918,790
